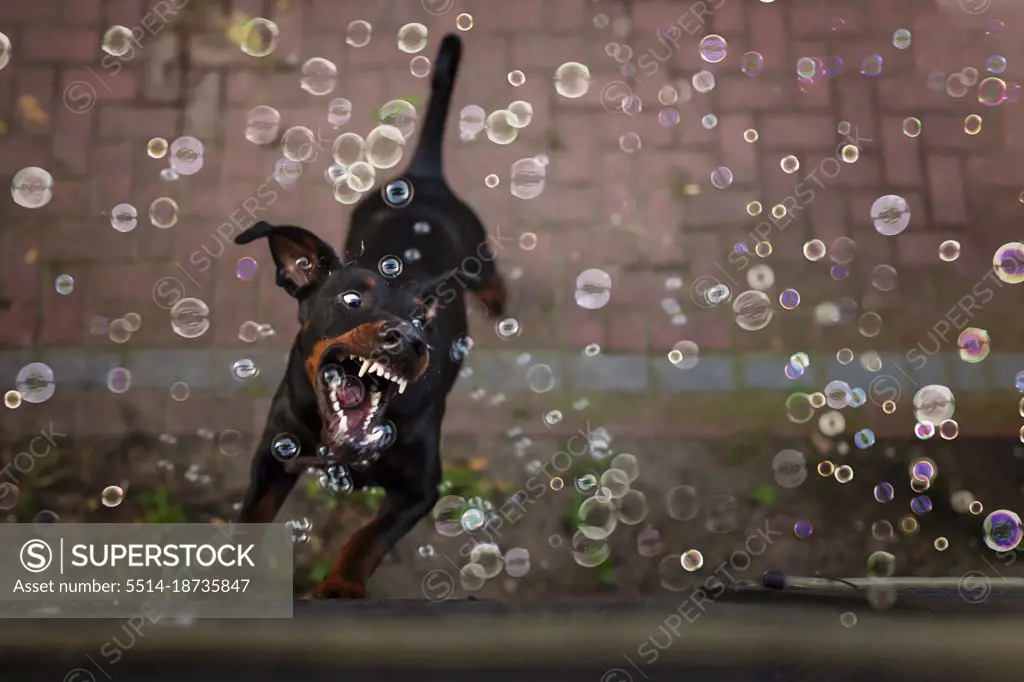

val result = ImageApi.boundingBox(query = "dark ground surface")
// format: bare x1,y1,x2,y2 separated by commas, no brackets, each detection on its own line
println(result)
5,595,1024,682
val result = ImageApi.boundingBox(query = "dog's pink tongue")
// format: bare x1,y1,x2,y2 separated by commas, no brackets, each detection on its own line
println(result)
337,376,365,408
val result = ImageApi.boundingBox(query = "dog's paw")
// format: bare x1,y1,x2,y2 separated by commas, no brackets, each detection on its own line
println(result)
312,577,367,600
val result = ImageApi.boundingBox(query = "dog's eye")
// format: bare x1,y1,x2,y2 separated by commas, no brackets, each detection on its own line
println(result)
340,291,362,308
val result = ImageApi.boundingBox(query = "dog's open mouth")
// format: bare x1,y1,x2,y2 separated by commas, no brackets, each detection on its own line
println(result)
316,349,409,455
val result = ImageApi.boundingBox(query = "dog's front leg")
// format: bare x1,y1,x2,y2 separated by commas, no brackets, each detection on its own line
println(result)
313,486,439,599
237,431,303,523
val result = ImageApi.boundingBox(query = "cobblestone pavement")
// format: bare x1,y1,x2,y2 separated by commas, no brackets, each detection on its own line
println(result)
2,0,1024,443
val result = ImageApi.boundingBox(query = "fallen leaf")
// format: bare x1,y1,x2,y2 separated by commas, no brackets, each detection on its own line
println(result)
276,0,291,11
17,95,49,126
0,120,7,135
468,457,488,471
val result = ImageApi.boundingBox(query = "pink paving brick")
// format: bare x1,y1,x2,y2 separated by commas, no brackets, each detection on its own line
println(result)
0,0,1019,444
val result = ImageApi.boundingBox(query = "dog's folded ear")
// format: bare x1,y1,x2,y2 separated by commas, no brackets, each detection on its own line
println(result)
235,221,341,299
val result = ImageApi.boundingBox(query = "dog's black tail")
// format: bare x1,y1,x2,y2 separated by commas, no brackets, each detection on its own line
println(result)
406,34,461,179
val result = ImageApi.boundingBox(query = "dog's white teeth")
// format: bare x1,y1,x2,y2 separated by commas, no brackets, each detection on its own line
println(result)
359,358,372,377
370,362,386,377
398,378,408,394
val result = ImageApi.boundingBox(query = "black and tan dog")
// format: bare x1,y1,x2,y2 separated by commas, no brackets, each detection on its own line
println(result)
234,34,506,598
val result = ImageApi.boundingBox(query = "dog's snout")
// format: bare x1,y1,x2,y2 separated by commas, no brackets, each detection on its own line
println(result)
379,322,427,356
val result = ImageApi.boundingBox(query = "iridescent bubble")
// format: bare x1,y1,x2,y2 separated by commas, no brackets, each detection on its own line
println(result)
911,459,935,482
668,341,699,370
987,55,1007,74
680,549,704,571
397,22,428,54
281,125,318,162
508,101,533,128
910,495,933,515
106,367,132,394
823,56,844,77
993,242,1024,284
168,136,204,175
873,482,895,503
794,521,813,539
327,98,352,128
245,105,281,144
346,20,372,48
240,17,278,57
236,257,258,281
860,54,883,77
658,107,680,127
914,421,936,440
459,105,486,136
902,117,922,137
785,393,814,424
55,274,74,295
964,114,983,135
870,194,911,236
170,298,211,339
978,77,1007,105
619,132,642,152
913,384,955,425
364,125,405,170
575,269,612,309
485,110,518,145
15,363,55,404
803,239,826,261
796,57,817,79
692,70,716,93
741,51,764,76
410,55,431,78
957,327,990,363
779,289,800,310
983,510,1023,552
710,166,733,189
11,167,53,209
698,34,727,63
947,73,969,98
871,264,898,291
110,203,138,233
892,29,911,50
510,157,546,200
939,240,961,261
825,380,853,409
854,429,875,449
553,62,592,99
733,289,772,330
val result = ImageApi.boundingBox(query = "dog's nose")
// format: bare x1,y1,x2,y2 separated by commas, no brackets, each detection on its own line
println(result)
379,322,427,356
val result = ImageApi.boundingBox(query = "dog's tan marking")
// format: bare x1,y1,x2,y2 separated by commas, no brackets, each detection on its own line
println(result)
412,352,430,381
304,320,388,389
274,233,327,288
477,278,507,317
